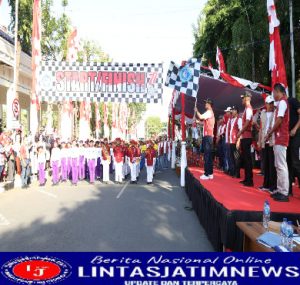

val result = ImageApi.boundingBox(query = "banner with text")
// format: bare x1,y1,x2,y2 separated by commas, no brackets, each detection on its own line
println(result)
1,252,300,285
39,62,163,103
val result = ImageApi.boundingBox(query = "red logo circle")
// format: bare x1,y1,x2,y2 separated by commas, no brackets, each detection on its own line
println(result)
13,260,61,281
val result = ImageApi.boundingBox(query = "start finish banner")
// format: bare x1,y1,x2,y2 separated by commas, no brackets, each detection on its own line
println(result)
39,61,163,103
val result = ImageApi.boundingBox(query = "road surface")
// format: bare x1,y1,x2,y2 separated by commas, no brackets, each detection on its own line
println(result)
0,168,213,251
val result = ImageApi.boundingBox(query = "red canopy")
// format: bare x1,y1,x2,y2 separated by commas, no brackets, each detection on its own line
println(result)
173,67,270,118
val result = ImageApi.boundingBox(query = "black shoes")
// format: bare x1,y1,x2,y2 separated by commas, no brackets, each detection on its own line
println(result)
243,181,254,187
272,193,289,202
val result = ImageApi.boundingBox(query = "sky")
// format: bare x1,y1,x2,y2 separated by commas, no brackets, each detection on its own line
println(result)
0,0,207,122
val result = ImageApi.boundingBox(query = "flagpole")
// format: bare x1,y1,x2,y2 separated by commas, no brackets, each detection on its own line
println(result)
13,0,19,100
289,0,296,98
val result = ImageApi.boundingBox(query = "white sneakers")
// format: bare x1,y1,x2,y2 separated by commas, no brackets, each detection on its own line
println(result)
200,174,214,180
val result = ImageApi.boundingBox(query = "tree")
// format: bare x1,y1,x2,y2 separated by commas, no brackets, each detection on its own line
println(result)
128,103,146,131
77,40,111,62
193,0,300,96
145,116,163,138
8,0,71,58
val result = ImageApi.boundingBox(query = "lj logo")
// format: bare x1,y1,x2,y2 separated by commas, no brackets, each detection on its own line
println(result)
1,256,72,284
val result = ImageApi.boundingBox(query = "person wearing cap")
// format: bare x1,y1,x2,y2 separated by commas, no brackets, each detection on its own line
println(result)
237,91,254,187
223,107,232,173
195,98,215,180
127,140,138,184
265,83,290,202
145,141,156,184
113,138,124,184
229,106,242,178
258,95,276,192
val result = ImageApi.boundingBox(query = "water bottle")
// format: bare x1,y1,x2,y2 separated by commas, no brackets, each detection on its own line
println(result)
263,200,270,230
280,218,288,247
286,221,294,252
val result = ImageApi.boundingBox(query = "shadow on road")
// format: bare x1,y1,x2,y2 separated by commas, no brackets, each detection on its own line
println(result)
0,169,214,252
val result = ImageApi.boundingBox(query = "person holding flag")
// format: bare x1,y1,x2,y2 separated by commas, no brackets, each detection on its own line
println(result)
195,99,215,180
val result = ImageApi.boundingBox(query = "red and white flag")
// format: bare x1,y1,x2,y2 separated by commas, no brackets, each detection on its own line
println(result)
267,0,288,90
216,46,226,73
30,0,41,135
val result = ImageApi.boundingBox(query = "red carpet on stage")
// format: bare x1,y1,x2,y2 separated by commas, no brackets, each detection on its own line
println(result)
188,167,300,214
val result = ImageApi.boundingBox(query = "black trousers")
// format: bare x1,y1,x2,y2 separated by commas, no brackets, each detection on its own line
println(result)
263,144,277,191
229,143,240,177
260,148,265,174
241,138,253,183
203,136,213,176
288,129,300,195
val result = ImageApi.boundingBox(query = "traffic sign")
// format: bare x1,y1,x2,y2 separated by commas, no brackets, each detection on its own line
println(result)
12,98,20,119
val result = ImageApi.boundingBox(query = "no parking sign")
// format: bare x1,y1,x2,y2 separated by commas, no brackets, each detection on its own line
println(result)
12,98,20,119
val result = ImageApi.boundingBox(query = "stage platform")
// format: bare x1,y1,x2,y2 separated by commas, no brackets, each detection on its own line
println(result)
185,167,300,251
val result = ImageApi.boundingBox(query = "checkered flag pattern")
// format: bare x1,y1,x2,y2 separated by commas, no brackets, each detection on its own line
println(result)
165,58,201,97
39,61,163,103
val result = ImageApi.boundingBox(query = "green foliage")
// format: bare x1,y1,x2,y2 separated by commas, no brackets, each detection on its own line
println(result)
145,116,162,138
77,40,111,62
193,0,300,87
8,0,71,58
128,103,146,130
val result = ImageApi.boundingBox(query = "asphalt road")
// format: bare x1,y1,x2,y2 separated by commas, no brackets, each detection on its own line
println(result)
0,167,213,252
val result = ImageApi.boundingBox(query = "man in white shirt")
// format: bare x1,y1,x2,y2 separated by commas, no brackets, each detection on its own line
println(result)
266,84,290,202
258,96,276,192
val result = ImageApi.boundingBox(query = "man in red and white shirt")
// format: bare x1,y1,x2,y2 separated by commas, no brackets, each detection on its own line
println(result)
237,91,254,187
266,83,290,202
229,106,242,178
195,98,215,180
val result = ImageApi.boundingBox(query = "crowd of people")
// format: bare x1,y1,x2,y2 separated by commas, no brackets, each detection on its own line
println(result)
0,131,172,189
195,83,300,203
